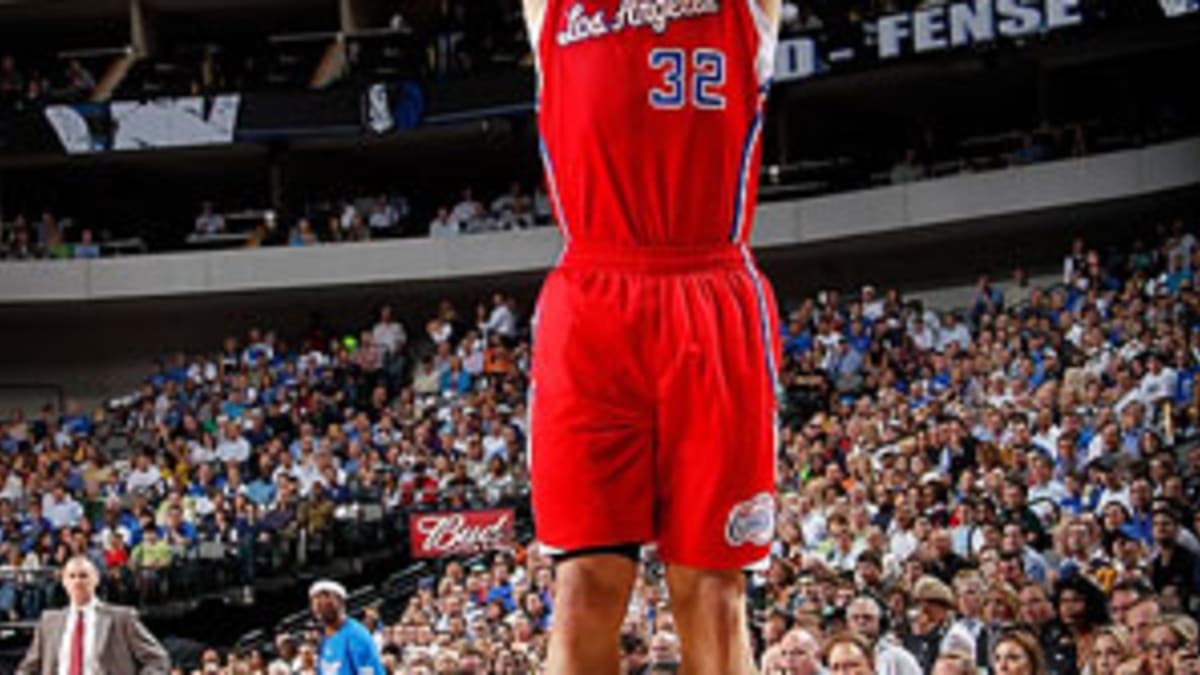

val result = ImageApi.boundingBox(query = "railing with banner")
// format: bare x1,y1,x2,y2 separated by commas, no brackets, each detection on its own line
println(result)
1,81,425,157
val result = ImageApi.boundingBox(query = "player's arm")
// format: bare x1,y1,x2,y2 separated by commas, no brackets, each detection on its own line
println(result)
523,0,548,50
758,0,782,30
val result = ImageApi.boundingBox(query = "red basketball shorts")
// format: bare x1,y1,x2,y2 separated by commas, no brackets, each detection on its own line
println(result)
529,242,780,570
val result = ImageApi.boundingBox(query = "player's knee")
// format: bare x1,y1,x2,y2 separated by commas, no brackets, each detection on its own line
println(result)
669,569,745,617
553,561,632,629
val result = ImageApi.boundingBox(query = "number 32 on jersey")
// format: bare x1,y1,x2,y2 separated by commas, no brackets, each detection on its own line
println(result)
648,48,727,111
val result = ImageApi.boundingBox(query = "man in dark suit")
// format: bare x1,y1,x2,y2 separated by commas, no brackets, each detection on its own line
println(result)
18,555,170,675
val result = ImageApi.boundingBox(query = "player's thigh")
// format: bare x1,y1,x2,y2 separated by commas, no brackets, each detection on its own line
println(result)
530,268,657,550
654,266,778,569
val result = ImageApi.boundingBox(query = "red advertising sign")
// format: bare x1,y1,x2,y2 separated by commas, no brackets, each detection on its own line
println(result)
409,509,515,559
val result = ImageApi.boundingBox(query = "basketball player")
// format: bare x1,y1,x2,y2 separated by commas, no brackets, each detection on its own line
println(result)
523,0,782,673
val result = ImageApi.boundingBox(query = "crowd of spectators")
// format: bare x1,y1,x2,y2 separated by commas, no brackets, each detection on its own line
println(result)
6,209,1200,674
425,184,550,240
0,212,101,260
0,181,553,260
196,183,551,250
161,214,1200,675
0,53,96,111
0,291,531,628
753,214,1200,675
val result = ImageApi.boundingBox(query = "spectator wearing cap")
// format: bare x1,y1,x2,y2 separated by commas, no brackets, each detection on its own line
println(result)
310,579,385,674
905,576,956,673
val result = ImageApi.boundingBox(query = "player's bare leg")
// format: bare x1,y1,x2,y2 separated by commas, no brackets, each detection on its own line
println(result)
545,554,638,675
666,566,757,675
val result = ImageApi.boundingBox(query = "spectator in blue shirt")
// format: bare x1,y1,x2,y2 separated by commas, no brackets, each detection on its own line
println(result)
439,357,472,395
782,316,813,357
164,505,197,552
310,579,385,675
72,229,100,259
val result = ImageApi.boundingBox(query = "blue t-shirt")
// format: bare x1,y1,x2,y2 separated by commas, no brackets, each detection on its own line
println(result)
320,618,385,675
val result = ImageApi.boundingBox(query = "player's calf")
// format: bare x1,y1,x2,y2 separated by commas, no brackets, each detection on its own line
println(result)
666,566,758,675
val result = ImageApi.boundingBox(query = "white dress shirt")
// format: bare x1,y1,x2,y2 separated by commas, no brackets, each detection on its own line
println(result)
57,599,98,675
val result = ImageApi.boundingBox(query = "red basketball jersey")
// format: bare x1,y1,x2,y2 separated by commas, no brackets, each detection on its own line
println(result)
534,0,777,247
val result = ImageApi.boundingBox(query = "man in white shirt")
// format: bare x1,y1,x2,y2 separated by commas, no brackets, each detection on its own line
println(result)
18,556,169,674
479,293,517,340
371,305,406,355
42,485,83,530
216,420,251,466
428,207,459,239
0,464,24,502
908,314,936,353
937,313,972,353
367,196,400,231
450,189,483,227
861,285,885,322
1139,352,1177,409
847,595,923,675
124,455,163,496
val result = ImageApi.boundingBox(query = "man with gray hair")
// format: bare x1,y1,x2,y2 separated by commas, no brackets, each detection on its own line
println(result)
847,595,923,675
18,555,169,675
762,628,822,675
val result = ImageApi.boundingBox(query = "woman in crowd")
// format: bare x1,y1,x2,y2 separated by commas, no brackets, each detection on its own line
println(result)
1087,625,1133,675
994,629,1050,675
1146,616,1200,675
1057,573,1112,671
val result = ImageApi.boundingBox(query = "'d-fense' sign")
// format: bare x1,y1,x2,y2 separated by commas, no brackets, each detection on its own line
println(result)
409,509,515,559
776,0,1088,82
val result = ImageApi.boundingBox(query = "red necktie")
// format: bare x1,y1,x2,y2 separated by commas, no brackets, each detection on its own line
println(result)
69,610,85,675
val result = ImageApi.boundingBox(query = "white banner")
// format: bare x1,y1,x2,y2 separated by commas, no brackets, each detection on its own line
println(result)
771,0,1195,83
45,94,240,155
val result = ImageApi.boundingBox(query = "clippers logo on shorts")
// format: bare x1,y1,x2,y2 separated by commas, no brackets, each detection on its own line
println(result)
725,492,775,547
